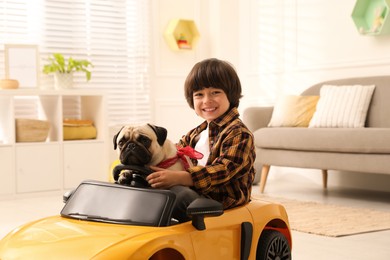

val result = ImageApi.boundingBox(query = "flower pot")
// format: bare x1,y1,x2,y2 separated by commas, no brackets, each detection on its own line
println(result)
54,72,73,89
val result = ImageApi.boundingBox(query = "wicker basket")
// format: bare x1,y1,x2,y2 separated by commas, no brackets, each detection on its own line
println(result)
15,119,50,142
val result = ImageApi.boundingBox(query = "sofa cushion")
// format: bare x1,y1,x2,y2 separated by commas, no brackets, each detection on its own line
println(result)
309,84,375,128
300,76,390,128
268,95,319,127
254,127,390,154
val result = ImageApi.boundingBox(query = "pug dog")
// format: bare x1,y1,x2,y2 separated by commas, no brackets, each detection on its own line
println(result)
113,123,201,186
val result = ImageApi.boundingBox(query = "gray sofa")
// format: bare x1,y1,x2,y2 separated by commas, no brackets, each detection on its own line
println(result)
243,75,390,193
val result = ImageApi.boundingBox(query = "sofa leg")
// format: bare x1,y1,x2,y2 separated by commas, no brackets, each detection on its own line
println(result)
259,165,270,193
322,169,328,189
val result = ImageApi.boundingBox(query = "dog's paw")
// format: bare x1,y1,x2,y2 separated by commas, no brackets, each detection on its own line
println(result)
118,170,133,185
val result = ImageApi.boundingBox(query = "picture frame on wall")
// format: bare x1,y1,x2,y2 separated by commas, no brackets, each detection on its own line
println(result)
5,44,39,88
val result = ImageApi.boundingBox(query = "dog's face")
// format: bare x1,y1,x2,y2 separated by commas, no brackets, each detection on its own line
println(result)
113,123,168,166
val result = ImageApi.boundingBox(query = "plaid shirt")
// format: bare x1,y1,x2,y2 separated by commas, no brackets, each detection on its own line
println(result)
178,107,256,209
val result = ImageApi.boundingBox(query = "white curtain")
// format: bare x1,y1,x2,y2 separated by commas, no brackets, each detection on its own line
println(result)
0,0,151,126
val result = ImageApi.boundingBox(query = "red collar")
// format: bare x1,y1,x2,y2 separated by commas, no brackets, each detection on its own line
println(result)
156,146,203,170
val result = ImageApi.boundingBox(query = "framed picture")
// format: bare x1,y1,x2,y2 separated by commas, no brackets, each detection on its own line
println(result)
5,44,39,88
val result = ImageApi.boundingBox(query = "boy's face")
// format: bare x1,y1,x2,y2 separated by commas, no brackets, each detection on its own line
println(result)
193,87,230,123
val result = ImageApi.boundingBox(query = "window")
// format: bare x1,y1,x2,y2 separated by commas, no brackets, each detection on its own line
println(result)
0,0,151,126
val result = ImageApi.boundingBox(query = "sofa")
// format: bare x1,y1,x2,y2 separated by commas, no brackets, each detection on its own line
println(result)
243,75,390,193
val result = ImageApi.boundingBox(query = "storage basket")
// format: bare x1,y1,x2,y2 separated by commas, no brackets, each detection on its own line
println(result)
15,119,50,142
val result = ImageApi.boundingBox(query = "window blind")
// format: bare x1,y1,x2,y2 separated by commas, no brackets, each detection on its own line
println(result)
1,0,151,126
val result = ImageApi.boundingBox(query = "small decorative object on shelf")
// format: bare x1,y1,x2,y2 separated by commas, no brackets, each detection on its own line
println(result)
370,6,386,32
4,44,39,88
352,0,390,36
164,19,200,51
54,72,73,89
43,53,94,89
177,34,192,49
0,79,19,89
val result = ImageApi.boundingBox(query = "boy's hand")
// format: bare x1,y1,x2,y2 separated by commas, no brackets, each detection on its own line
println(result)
147,166,193,188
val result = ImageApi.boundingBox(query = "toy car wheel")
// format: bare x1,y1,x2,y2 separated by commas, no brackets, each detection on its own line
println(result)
256,229,291,260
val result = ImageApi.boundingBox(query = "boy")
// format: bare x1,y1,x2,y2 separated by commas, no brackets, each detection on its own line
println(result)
147,58,256,222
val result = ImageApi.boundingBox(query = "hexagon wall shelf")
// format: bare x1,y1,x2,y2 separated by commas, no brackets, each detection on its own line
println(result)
351,0,390,35
164,19,200,51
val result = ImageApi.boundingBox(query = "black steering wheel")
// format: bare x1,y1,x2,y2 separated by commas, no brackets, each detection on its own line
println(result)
112,164,153,188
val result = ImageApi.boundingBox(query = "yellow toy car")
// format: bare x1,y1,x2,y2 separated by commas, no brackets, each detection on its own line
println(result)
0,180,292,259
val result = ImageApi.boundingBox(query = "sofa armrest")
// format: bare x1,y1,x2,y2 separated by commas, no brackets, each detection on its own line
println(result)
242,106,274,132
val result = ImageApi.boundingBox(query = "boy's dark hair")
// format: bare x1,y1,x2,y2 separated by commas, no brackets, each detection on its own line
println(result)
184,58,243,109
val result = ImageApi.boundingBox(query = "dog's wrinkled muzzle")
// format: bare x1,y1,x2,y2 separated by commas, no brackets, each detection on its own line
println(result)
120,141,151,165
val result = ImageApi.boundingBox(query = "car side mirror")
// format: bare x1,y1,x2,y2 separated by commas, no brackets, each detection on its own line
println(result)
63,189,75,203
186,198,223,231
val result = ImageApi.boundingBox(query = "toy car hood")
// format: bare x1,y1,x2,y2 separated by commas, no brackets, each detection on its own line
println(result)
0,180,293,259
0,215,180,259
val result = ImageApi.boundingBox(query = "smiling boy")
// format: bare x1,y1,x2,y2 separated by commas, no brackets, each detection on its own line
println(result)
148,58,256,222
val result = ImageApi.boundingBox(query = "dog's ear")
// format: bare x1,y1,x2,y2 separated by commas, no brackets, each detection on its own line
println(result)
147,124,167,146
113,126,124,150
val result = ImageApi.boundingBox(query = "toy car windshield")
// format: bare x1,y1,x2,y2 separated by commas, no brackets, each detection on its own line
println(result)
61,181,176,227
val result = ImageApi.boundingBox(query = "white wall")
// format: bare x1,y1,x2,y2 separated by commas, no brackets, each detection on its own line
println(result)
151,0,390,192
151,0,242,141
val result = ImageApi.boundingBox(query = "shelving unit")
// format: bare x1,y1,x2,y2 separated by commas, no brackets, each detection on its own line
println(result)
164,19,200,51
0,89,108,198
351,0,390,35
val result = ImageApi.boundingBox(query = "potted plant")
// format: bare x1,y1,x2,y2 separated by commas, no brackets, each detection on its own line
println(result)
43,53,93,89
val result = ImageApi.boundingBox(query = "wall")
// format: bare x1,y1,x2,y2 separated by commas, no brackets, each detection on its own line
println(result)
151,0,243,141
151,0,390,192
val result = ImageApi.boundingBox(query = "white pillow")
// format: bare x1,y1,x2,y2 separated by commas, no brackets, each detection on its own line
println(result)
309,85,375,128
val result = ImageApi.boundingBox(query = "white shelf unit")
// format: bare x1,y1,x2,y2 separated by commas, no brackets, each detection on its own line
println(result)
0,89,108,198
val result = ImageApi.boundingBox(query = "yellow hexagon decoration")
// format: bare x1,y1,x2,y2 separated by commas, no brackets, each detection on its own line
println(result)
164,19,200,51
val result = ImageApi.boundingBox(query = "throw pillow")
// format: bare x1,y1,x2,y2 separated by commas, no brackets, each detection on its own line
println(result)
268,95,320,127
308,84,375,128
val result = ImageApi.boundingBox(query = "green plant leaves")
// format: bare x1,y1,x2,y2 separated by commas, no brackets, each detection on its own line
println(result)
43,53,93,81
